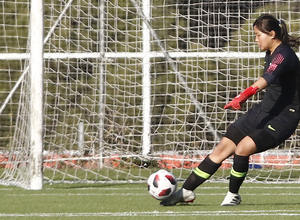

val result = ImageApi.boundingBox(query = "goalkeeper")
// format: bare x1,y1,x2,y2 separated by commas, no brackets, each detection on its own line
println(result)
160,14,300,206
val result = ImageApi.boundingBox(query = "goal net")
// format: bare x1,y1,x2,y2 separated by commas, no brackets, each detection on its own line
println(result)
1,0,300,189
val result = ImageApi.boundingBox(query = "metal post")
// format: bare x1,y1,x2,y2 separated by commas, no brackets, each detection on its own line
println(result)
142,0,151,156
29,0,44,190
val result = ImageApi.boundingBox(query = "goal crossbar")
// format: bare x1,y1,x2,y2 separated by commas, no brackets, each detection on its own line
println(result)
0,52,267,60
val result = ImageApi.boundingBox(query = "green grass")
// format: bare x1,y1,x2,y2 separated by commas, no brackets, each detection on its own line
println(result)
0,182,300,219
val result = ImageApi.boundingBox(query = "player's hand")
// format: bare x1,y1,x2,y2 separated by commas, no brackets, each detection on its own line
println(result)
224,97,242,110
224,86,258,110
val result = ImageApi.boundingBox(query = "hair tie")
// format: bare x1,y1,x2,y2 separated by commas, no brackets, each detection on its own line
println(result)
278,19,282,27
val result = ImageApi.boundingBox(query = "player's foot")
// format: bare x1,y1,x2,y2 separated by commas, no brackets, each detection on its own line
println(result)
160,188,195,206
220,191,241,206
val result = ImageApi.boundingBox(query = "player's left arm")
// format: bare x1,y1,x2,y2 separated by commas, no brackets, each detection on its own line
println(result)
262,51,292,85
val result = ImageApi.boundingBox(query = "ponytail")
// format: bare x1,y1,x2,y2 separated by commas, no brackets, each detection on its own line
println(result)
279,19,300,47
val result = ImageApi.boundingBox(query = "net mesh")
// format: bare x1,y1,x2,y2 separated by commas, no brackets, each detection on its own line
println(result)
0,0,300,188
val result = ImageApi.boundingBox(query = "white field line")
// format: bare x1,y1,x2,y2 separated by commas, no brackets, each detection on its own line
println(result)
2,185,300,197
47,186,300,190
1,185,300,191
1,210,300,217
4,192,300,197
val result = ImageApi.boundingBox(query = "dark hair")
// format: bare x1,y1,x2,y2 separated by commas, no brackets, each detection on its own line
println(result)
253,14,300,48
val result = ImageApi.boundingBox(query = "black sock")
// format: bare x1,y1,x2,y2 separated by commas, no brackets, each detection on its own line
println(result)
183,155,221,191
229,154,249,193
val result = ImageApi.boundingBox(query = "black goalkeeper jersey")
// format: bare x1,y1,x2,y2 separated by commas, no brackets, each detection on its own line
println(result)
260,43,300,115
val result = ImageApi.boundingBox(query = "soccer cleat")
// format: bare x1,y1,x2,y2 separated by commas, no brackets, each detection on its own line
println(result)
220,191,242,206
160,188,195,206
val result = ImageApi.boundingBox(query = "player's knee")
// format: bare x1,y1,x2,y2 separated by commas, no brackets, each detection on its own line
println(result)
234,136,257,156
210,137,236,163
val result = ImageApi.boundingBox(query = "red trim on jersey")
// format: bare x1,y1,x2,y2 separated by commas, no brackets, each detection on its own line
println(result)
266,53,284,74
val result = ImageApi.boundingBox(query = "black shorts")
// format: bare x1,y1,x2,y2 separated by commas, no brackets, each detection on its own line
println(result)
224,104,300,153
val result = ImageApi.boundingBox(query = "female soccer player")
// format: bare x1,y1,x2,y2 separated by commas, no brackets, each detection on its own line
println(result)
160,14,300,206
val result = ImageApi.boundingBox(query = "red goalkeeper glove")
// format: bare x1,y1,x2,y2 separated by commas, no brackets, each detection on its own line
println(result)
224,86,258,110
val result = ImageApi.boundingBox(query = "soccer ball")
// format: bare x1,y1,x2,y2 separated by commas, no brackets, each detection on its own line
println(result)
147,169,177,200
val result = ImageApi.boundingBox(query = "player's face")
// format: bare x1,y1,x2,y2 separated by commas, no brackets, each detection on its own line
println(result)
253,26,274,51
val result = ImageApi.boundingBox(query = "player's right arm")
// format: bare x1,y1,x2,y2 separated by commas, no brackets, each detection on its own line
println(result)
223,77,267,110
251,77,268,91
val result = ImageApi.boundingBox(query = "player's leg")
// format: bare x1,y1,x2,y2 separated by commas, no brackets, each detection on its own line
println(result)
218,115,259,206
221,111,299,206
160,137,236,206
183,137,237,189
221,136,257,206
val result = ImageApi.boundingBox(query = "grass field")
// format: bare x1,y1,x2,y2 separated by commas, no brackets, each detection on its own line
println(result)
0,182,300,220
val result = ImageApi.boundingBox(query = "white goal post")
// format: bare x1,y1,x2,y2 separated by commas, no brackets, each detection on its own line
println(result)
29,0,44,190
0,0,300,189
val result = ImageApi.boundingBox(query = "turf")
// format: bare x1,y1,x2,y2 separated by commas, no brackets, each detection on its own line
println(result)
0,182,299,219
